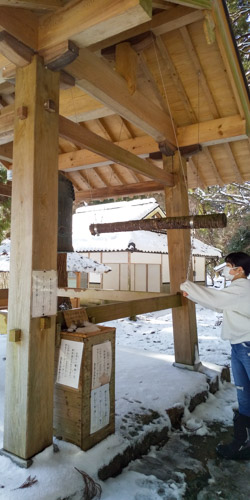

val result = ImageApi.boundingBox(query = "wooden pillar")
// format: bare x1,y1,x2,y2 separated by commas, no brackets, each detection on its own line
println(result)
164,152,198,366
3,56,59,460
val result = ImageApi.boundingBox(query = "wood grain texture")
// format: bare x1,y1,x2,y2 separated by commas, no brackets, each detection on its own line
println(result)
4,56,59,459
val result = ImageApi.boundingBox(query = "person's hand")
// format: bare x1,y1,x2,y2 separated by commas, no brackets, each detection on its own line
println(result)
182,291,188,297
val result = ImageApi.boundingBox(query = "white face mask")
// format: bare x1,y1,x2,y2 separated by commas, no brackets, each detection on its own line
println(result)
222,266,239,280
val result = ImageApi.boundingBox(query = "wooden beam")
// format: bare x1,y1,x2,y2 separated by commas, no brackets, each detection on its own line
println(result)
85,294,182,323
187,157,205,189
0,104,14,144
0,7,38,50
0,0,63,8
3,56,59,460
38,0,152,51
212,0,250,132
59,135,158,171
59,115,174,185
74,181,165,202
0,181,11,196
65,48,176,146
0,288,8,308
179,26,219,119
177,115,247,147
2,39,79,78
58,287,169,302
203,146,224,186
115,43,138,95
89,214,227,234
0,142,13,160
162,0,211,8
139,52,170,114
0,30,34,67
90,5,204,52
223,142,244,184
164,152,198,366
155,35,197,123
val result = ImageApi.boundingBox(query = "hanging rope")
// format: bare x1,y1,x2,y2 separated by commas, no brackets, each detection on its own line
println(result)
152,36,202,281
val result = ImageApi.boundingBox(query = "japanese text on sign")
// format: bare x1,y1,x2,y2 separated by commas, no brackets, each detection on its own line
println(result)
92,341,112,390
56,339,84,389
90,384,110,434
32,270,57,318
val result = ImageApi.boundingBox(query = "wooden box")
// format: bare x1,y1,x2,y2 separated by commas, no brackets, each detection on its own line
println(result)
53,324,115,451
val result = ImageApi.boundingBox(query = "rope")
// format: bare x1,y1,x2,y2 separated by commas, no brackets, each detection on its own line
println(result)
152,36,201,281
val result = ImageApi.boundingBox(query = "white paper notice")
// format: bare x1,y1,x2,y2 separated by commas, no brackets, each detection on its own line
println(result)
56,339,84,389
32,270,57,318
92,341,112,390
90,384,110,434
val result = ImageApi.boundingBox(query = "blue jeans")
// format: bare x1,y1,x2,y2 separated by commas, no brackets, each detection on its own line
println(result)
231,342,250,417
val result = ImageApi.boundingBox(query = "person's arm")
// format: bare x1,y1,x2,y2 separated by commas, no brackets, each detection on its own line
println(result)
180,280,242,312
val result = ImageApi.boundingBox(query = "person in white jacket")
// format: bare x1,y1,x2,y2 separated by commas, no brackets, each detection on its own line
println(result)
180,252,250,460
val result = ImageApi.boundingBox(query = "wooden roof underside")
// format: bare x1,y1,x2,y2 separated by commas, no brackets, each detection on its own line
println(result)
0,0,249,203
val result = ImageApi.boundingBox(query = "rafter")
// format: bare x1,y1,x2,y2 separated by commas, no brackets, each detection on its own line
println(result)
212,0,250,129
139,52,170,115
179,25,219,118
59,115,174,185
203,146,224,186
65,47,176,146
38,0,152,50
155,36,197,123
187,157,205,189
190,156,207,187
223,143,244,184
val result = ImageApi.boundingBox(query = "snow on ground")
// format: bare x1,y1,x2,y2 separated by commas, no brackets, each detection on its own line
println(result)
0,304,237,500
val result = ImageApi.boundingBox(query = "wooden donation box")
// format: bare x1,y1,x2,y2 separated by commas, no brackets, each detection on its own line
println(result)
53,308,115,451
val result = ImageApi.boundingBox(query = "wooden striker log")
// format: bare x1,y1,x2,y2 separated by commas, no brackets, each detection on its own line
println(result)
89,213,227,235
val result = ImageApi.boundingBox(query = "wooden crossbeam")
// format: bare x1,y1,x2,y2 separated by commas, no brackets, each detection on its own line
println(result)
2,39,79,78
58,287,169,302
85,294,182,323
59,135,158,171
38,0,152,51
0,104,14,144
177,115,247,147
0,6,38,49
0,30,34,67
0,142,13,160
0,0,63,8
0,181,11,196
0,109,247,152
0,288,8,308
90,5,204,52
74,181,165,202
65,47,176,146
59,115,174,185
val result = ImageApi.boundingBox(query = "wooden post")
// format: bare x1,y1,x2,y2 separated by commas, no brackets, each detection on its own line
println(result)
3,56,59,461
164,152,198,366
